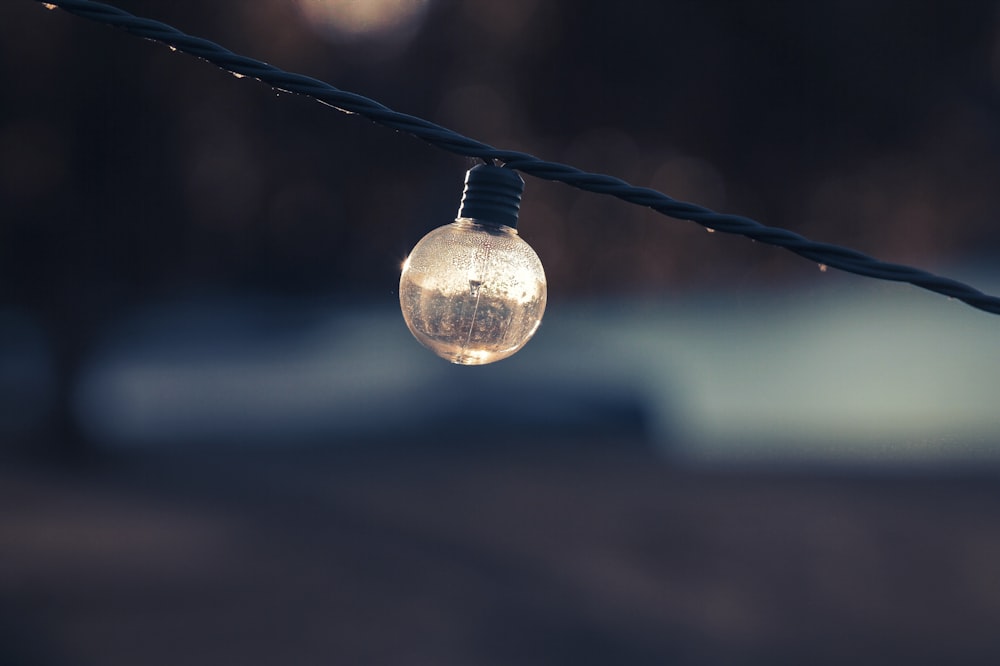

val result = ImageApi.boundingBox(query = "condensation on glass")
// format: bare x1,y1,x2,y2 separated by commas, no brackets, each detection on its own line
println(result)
399,219,546,365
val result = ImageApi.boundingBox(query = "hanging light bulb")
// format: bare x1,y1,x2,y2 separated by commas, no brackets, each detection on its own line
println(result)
399,164,547,365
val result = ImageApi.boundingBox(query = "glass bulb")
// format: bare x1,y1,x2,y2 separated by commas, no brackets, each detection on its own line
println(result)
400,219,546,365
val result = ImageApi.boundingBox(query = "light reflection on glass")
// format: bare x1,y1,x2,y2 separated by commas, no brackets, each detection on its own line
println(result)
399,219,546,365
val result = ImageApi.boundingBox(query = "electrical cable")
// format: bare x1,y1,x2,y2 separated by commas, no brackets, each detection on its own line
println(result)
34,0,1000,316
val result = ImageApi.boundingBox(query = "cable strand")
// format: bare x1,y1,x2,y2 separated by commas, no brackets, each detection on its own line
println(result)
35,0,1000,316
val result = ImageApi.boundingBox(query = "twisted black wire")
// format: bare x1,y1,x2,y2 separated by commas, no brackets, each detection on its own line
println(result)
36,0,1000,315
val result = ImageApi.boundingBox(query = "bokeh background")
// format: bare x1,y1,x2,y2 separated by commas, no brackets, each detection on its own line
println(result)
2,0,1000,663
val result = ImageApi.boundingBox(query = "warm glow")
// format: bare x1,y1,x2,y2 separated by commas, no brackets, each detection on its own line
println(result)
399,220,546,365
294,0,432,41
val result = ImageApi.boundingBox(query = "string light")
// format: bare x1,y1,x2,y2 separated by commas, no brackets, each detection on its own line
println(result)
30,1,1000,319
399,165,547,365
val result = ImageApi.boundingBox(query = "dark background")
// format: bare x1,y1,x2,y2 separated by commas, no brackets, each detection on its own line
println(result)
2,1,1000,663
5,0,1000,303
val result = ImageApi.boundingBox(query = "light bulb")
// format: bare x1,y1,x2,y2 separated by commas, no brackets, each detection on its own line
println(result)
399,165,547,365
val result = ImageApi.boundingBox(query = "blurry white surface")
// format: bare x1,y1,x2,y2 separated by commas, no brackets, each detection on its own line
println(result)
69,277,1000,465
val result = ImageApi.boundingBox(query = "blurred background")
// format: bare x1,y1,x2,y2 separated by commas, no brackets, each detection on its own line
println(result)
2,0,1000,663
